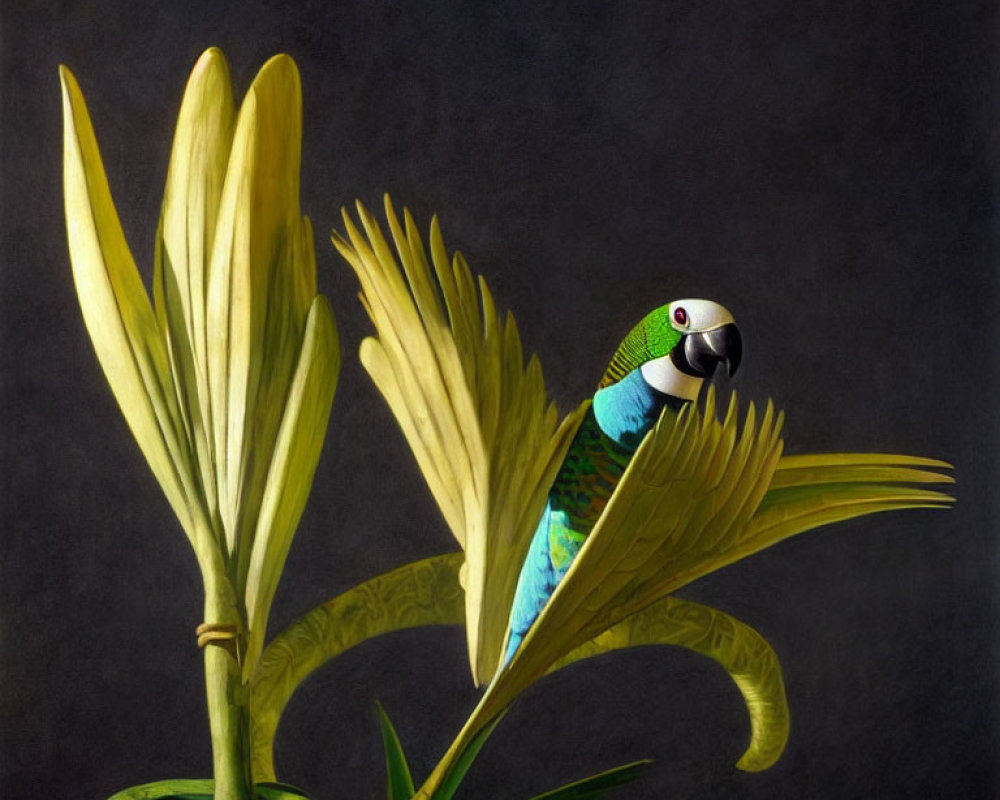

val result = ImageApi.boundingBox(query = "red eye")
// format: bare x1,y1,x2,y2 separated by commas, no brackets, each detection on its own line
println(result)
673,307,688,326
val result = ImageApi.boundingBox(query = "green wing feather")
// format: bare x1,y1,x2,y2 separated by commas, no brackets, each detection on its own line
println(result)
333,197,588,685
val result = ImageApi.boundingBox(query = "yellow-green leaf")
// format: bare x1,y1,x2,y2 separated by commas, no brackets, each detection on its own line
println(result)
740,482,954,563
770,452,954,491
60,65,207,554
243,296,340,680
153,47,235,532
249,553,466,780
250,553,786,786
775,452,952,470
550,595,789,772
105,779,311,800
206,53,309,565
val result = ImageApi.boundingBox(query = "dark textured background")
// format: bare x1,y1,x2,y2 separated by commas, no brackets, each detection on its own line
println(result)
2,1,996,798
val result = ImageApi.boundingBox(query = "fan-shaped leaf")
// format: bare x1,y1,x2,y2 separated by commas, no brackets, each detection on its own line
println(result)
333,197,588,685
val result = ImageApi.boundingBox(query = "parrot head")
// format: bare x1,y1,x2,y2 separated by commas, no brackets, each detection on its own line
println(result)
600,299,742,401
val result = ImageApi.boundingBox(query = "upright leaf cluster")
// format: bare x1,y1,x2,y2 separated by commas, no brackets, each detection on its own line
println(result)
61,48,340,684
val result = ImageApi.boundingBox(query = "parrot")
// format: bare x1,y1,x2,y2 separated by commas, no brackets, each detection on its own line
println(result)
501,299,743,667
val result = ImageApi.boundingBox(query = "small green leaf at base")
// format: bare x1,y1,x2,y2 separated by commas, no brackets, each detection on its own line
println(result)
525,760,653,800
251,553,466,781
429,715,505,800
106,779,311,800
256,782,314,799
377,701,416,800
106,780,213,800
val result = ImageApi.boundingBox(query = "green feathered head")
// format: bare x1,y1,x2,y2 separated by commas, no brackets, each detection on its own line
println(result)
599,299,742,396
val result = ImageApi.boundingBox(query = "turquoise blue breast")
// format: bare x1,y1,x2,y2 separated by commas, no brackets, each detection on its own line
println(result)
547,367,676,569
502,367,678,666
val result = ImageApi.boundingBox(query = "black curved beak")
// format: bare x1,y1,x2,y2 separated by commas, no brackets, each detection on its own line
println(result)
671,323,742,379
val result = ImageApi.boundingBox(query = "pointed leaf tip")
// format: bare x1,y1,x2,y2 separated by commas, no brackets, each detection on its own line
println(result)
61,56,202,543
190,46,229,76
376,701,416,800
524,759,653,800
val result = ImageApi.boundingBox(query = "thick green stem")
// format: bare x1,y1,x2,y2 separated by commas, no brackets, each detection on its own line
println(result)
204,574,253,800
